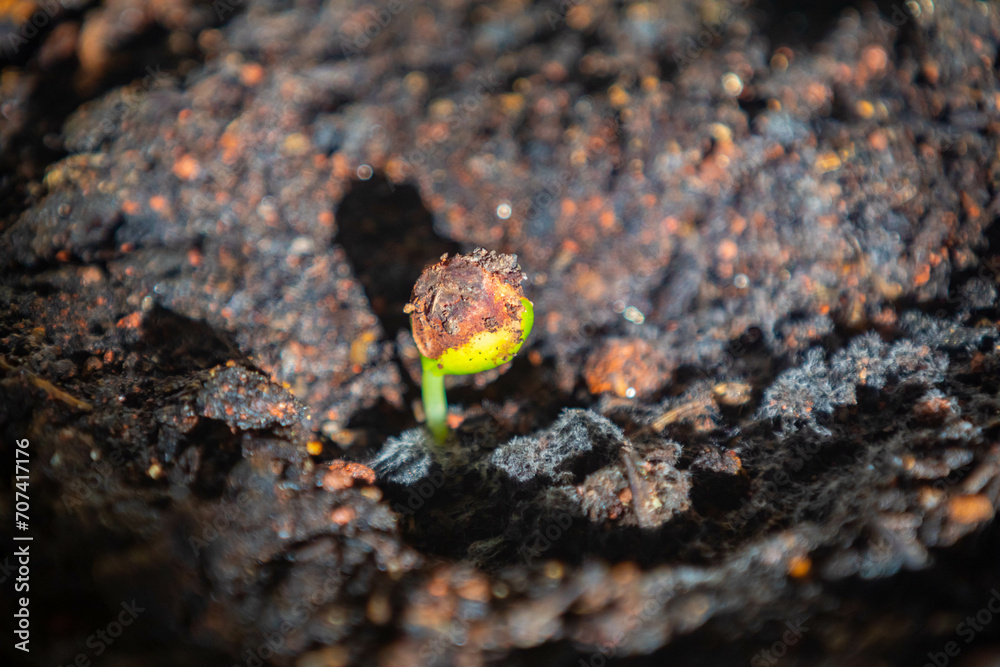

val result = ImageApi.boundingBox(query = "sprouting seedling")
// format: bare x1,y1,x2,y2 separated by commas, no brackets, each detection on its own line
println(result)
403,248,534,443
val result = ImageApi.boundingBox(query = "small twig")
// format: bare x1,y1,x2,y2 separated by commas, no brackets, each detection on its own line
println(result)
620,439,657,530
0,355,93,411
647,397,712,434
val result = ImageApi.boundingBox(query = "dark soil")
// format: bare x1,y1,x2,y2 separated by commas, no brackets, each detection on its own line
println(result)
2,0,1000,665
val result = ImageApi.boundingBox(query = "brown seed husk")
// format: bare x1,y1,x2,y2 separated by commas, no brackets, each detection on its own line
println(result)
404,248,527,362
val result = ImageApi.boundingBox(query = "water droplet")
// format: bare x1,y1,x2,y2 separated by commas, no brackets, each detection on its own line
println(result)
623,306,645,324
722,72,743,96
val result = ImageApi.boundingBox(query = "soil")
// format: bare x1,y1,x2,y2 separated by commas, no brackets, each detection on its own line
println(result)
2,0,1000,665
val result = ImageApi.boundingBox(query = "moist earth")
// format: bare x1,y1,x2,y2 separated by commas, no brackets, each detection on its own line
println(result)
1,0,1000,665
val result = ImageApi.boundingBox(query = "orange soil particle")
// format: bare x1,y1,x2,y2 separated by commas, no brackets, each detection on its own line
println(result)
947,495,995,525
913,395,953,423
172,154,201,181
427,574,449,598
787,555,812,579
149,195,168,212
330,506,355,525
584,338,671,398
322,460,376,491
239,62,266,86
455,576,491,602
116,312,142,329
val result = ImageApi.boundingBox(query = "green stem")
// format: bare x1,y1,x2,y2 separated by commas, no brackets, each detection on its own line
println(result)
420,355,449,444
